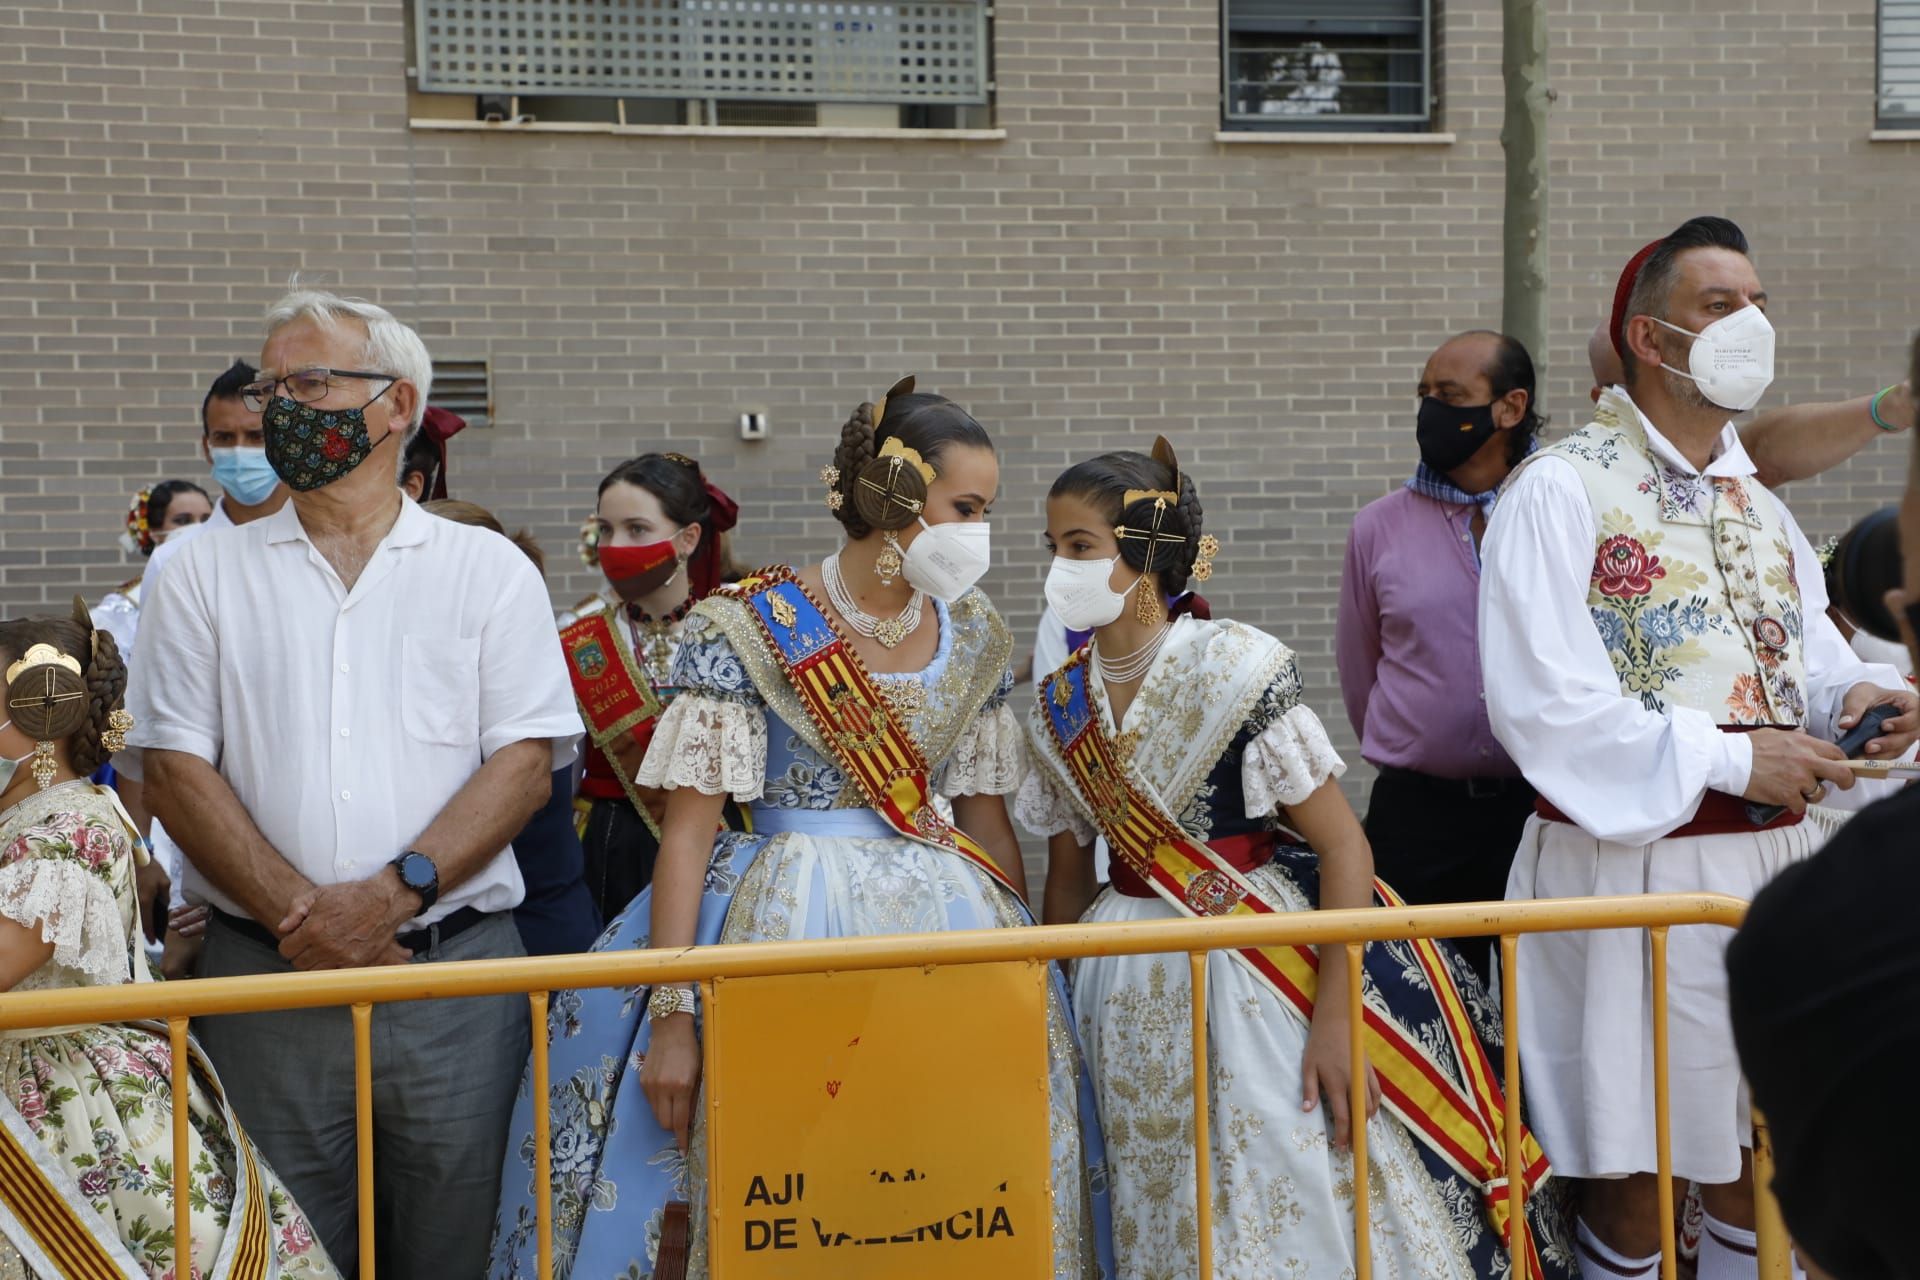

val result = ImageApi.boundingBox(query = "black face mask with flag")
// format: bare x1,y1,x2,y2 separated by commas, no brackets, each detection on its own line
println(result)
1414,396,1500,475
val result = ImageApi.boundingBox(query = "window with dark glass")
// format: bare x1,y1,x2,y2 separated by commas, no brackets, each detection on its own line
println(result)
1222,0,1433,132
1882,0,1920,128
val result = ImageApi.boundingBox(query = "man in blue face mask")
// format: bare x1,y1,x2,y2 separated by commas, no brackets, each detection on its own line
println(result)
143,361,291,588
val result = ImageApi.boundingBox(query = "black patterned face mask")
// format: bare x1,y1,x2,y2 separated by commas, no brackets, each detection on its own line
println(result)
262,397,393,492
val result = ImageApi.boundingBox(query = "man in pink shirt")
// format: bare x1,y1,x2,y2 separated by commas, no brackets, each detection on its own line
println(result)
1337,330,1538,983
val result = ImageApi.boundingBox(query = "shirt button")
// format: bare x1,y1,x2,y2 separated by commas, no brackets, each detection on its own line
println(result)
340,728,350,738
1479,748,1490,757
339,662,350,673
340,789,351,801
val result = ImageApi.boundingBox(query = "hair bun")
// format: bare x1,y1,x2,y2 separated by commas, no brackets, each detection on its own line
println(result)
5,650,90,742
850,445,930,533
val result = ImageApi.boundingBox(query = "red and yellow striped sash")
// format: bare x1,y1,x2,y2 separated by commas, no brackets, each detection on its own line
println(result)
719,569,1017,898
1039,651,1548,1275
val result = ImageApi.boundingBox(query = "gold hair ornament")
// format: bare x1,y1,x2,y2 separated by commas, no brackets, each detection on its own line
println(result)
819,464,843,511
101,708,134,756
1192,533,1221,583
5,645,80,686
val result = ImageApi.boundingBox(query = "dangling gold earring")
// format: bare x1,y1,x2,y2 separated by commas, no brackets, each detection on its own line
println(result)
1192,534,1220,584
875,532,905,585
29,741,56,791
819,465,843,511
1135,578,1163,626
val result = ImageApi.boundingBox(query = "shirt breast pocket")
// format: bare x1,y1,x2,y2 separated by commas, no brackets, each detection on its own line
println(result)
401,635,481,747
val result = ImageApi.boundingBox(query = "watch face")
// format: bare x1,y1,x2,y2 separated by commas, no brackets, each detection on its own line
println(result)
400,854,435,890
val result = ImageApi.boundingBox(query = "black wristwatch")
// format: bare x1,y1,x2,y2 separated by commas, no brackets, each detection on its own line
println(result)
390,851,440,913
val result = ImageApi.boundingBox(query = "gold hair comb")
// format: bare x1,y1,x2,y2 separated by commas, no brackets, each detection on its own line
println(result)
5,644,80,686
1122,488,1177,508
877,437,936,485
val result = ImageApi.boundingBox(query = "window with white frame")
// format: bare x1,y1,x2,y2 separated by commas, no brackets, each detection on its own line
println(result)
412,0,993,129
1221,0,1433,132
1882,0,1920,127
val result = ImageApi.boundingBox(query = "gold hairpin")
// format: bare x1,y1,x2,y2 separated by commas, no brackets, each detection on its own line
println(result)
5,645,80,686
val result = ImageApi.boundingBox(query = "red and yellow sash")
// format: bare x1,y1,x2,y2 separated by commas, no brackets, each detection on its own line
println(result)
1039,651,1550,1275
561,607,668,835
0,1027,273,1280
716,568,1018,898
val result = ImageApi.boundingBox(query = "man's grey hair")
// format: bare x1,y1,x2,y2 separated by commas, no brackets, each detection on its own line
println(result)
262,288,433,437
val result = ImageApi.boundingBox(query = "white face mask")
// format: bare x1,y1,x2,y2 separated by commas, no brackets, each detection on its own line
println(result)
1044,555,1143,631
0,723,28,794
1652,304,1775,413
901,518,992,603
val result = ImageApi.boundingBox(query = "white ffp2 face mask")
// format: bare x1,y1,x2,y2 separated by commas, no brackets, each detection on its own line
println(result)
0,723,28,794
901,518,992,603
1043,555,1142,630
1652,304,1775,413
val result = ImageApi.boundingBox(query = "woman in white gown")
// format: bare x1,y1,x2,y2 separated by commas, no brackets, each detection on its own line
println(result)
1019,439,1575,1280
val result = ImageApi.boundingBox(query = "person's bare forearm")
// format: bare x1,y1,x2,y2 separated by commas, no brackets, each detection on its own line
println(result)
650,788,731,953
1743,386,1911,489
145,749,311,928
113,773,153,839
1041,832,1096,926
952,792,1029,904
408,739,552,893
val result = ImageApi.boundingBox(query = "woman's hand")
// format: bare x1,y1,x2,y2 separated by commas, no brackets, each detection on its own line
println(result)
639,1012,702,1151
1301,1011,1380,1152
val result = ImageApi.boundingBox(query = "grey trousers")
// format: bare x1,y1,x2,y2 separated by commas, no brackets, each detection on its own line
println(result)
195,911,530,1280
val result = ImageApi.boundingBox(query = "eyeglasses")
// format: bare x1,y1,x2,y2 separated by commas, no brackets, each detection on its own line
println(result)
241,367,396,414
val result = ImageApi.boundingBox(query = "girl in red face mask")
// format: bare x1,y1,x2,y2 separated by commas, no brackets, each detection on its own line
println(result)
559,454,742,923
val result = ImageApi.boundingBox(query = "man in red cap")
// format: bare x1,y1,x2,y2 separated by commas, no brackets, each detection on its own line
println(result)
1587,249,1912,489
1479,215,1919,1278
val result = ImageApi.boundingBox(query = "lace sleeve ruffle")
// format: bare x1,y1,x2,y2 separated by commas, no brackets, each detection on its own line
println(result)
1014,764,1095,845
0,859,129,988
635,694,767,801
942,702,1028,797
1241,703,1347,815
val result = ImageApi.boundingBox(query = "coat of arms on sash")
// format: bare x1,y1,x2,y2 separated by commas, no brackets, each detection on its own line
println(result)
570,636,609,681
825,680,890,753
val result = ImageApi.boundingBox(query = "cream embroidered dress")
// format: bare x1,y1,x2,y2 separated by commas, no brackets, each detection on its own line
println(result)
0,780,338,1280
489,583,1114,1280
1020,616,1577,1280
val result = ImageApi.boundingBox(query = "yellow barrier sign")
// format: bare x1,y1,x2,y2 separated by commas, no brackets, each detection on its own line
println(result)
704,960,1052,1278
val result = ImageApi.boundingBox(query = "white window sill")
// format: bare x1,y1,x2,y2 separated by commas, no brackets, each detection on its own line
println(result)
1870,129,1920,142
409,119,1007,142
1215,130,1456,145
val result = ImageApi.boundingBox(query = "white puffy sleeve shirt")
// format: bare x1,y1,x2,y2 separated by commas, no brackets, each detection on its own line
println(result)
1478,418,1902,847
124,499,584,926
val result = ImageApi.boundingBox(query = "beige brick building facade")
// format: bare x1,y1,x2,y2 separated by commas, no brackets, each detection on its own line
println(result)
2,0,1915,802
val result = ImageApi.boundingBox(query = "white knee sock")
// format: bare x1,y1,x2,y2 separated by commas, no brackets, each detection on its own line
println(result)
1576,1216,1660,1277
1697,1212,1755,1280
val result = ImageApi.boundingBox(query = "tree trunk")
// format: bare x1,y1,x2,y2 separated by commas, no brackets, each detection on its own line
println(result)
1501,0,1550,371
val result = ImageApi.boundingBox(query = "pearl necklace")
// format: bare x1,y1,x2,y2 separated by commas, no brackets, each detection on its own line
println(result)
1094,623,1171,686
823,552,923,649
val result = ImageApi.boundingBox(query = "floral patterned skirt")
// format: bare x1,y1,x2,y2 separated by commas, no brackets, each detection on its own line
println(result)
1076,866,1476,1280
0,1024,339,1280
489,821,1115,1280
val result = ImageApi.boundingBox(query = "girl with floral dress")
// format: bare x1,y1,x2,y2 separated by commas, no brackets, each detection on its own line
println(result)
0,604,337,1280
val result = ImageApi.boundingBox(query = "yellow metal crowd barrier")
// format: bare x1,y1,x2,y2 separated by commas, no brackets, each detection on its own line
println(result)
0,893,1790,1279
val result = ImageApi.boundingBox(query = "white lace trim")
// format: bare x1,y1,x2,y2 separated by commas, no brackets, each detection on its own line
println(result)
634,694,767,802
0,860,129,988
1014,766,1095,845
1241,703,1346,815
942,703,1028,797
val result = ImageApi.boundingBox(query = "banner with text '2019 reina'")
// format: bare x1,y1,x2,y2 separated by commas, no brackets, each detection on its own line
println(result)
705,962,1052,1278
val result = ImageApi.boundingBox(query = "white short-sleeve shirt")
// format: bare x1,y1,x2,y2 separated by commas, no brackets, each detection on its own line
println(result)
124,497,583,926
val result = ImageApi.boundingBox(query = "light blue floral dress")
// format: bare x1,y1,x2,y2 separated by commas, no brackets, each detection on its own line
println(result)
488,583,1113,1280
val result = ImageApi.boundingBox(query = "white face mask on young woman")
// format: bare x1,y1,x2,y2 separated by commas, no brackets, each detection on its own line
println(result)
901,518,992,603
1043,555,1144,630
0,723,29,794
1651,304,1775,413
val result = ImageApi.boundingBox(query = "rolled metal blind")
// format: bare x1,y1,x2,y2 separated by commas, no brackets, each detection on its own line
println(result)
1883,0,1920,123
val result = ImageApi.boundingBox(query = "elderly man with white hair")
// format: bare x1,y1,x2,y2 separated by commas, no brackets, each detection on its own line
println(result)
125,289,580,1278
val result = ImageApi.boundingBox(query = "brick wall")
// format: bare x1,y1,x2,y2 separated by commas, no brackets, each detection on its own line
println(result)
2,0,1915,815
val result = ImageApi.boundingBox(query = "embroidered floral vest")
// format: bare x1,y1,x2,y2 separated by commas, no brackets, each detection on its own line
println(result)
1523,388,1808,726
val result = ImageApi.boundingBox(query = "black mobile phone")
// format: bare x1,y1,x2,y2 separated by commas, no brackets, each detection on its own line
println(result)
1745,703,1901,827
